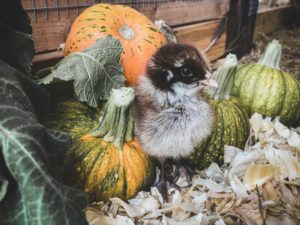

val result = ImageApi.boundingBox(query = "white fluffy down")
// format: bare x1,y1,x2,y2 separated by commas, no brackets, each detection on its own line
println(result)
134,76,215,158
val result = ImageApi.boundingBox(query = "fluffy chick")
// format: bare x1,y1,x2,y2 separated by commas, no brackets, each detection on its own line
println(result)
134,43,217,191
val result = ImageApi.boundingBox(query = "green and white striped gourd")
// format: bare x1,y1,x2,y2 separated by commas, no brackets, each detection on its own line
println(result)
187,54,250,169
232,40,300,126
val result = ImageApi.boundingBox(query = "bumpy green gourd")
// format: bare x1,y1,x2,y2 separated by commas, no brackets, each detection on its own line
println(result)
44,88,154,202
232,40,300,126
187,54,250,169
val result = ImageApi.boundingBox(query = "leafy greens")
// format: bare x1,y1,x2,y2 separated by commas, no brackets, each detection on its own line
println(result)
38,36,125,107
0,1,88,224
0,0,34,75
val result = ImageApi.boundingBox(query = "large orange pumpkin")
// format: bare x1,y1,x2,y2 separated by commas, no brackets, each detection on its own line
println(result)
64,4,167,85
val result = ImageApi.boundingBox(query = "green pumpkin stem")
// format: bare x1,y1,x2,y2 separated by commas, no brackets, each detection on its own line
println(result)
257,39,281,70
91,87,134,151
209,54,238,101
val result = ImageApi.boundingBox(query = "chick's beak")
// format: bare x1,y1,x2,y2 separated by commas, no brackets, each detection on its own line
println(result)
200,71,218,88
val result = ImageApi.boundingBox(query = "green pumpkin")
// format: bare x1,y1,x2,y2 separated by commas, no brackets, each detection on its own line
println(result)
44,87,155,202
232,40,300,126
187,54,250,169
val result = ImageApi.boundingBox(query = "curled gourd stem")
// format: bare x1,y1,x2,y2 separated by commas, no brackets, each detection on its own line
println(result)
91,87,134,151
209,54,238,101
257,39,281,70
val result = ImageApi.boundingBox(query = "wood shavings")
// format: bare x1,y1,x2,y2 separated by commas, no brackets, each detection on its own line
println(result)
287,131,300,149
243,164,275,190
225,145,266,178
114,215,135,225
214,219,226,225
85,113,300,225
163,213,209,225
228,174,249,198
128,197,160,213
205,163,224,182
265,148,300,182
194,178,226,193
110,198,146,218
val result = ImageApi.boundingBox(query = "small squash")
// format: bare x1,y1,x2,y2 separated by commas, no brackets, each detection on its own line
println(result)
232,40,300,126
187,54,250,169
45,88,154,202
64,4,167,86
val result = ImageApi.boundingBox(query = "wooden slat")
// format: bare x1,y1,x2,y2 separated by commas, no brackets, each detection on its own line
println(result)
174,21,226,61
32,20,226,63
254,5,297,37
31,5,297,64
146,1,229,26
32,21,71,53
32,50,63,63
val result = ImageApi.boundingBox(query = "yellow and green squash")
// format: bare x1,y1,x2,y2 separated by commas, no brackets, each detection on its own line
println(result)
45,87,154,202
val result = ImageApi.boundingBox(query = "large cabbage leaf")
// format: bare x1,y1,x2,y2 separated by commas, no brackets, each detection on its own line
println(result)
38,35,125,107
0,1,88,224
0,0,34,75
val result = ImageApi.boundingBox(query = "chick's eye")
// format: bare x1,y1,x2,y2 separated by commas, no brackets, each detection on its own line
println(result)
180,67,193,77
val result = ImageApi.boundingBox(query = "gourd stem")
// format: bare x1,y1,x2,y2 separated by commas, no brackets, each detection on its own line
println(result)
34,67,53,79
91,87,134,151
257,39,281,70
209,54,238,101
35,56,69,79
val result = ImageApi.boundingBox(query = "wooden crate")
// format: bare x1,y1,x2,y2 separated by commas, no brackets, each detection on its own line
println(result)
21,0,230,63
21,0,297,66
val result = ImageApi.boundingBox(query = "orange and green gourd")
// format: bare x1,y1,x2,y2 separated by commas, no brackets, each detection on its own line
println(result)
232,40,300,126
64,4,167,85
187,54,250,169
45,87,154,202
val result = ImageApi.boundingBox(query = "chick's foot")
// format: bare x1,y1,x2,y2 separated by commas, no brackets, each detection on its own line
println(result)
153,158,168,199
168,159,194,186
153,158,194,200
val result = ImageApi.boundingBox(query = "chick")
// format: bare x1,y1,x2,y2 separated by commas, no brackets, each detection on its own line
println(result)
134,43,217,194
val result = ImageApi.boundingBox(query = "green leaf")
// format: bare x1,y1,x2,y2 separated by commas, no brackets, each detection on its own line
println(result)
0,0,34,75
38,35,126,107
0,61,88,225
0,177,8,202
0,1,88,224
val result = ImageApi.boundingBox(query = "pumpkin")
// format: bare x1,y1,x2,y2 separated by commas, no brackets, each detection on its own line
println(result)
44,87,154,202
64,3,167,86
187,54,250,169
232,40,300,126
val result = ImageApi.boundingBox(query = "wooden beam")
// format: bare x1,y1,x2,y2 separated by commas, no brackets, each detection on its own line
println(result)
226,0,259,58
174,21,226,62
32,50,63,63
